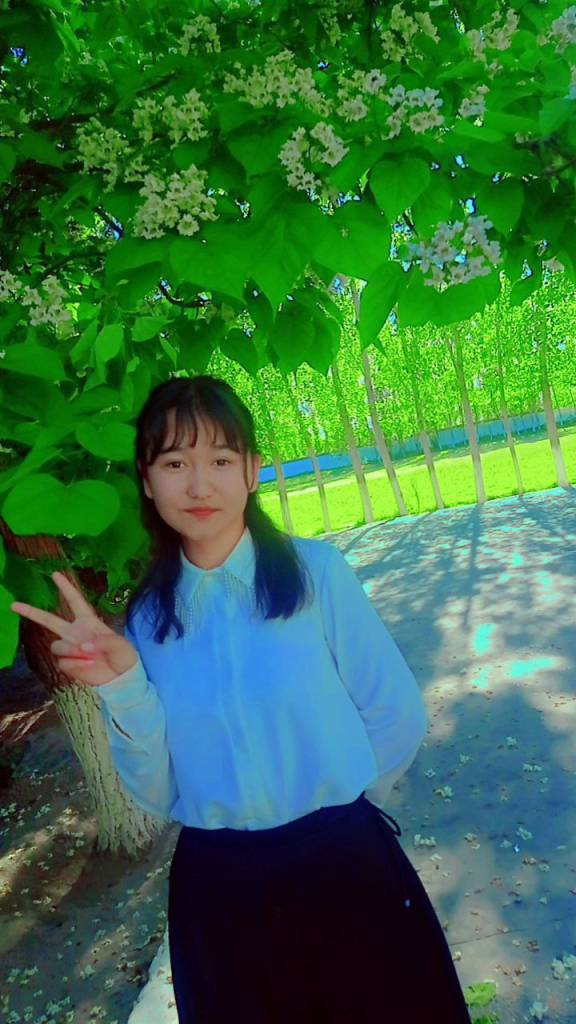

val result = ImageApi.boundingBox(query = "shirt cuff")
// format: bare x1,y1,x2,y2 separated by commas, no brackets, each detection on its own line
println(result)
95,655,150,706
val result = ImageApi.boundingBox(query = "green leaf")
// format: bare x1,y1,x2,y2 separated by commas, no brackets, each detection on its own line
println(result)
358,263,406,350
75,421,137,462
116,263,163,310
2,475,121,537
215,96,265,133
246,172,287,219
451,122,505,143
463,981,497,1007
313,199,391,279
104,237,168,280
220,328,262,376
227,120,296,177
0,305,24,345
475,179,524,234
433,271,500,325
208,147,247,192
0,582,20,670
16,126,66,168
396,270,439,327
510,269,541,306
99,187,138,225
397,269,500,327
170,221,252,302
370,156,431,222
132,316,167,342
503,244,526,283
437,59,480,82
539,98,574,137
462,141,540,176
1,343,68,382
328,138,388,193
268,300,316,373
94,324,124,369
176,318,223,374
245,199,323,309
0,143,16,186
482,110,536,134
524,188,565,244
171,138,211,171
310,307,341,374
69,319,99,370
411,175,455,233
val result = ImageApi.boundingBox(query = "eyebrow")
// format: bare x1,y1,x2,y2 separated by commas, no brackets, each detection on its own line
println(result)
160,443,235,454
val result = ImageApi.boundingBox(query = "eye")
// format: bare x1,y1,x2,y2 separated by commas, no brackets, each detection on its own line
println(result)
165,459,231,468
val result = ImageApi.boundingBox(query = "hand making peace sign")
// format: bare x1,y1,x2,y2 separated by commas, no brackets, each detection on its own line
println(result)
10,571,139,687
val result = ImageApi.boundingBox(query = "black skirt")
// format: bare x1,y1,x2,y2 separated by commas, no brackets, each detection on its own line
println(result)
168,791,472,1023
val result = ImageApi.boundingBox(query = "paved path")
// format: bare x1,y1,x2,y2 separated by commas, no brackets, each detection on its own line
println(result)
129,487,576,1023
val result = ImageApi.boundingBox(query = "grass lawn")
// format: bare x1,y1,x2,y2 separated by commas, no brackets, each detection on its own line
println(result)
258,427,576,537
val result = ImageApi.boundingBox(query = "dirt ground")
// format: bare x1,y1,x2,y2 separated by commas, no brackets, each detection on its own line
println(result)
0,653,180,1024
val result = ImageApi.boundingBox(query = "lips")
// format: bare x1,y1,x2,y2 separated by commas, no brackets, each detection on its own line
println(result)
186,508,218,516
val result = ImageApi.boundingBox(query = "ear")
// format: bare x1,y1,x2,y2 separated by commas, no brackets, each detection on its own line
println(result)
138,461,153,500
248,452,263,492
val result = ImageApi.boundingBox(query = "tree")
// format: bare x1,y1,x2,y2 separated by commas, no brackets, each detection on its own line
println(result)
2,0,576,852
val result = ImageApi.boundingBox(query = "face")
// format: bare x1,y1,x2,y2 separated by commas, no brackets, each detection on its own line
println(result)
138,408,263,569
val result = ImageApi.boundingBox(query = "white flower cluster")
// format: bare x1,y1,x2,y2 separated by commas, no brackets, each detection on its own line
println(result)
380,3,440,62
458,83,490,119
132,165,218,239
133,88,210,148
76,87,211,199
336,69,388,122
0,269,72,326
467,7,519,60
222,50,326,116
319,10,342,47
279,123,349,193
181,14,221,54
386,85,444,138
548,6,576,54
75,118,131,192
407,215,502,288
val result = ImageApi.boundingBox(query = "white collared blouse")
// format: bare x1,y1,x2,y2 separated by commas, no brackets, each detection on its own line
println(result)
97,527,428,830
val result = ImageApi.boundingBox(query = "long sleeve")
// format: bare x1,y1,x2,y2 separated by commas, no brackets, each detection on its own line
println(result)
320,544,428,805
96,619,179,820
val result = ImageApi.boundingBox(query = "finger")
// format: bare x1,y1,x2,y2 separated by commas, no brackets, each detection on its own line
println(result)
57,657,95,670
51,639,96,659
11,600,72,640
51,571,99,620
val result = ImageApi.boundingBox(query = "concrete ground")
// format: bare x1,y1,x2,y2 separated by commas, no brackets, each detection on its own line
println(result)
129,485,576,1024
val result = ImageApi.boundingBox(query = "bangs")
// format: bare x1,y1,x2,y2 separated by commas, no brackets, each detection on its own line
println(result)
145,395,245,466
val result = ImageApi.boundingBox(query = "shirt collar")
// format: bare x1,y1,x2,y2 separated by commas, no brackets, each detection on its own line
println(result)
177,525,256,606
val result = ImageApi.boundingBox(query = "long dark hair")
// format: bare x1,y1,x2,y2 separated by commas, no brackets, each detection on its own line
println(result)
124,374,315,643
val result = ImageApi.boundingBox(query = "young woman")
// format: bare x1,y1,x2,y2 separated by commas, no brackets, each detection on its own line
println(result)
11,375,472,1023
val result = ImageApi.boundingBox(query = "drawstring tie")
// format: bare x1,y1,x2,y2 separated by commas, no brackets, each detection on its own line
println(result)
367,803,412,910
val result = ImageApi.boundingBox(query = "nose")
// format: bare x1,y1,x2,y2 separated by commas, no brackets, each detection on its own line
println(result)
186,478,216,498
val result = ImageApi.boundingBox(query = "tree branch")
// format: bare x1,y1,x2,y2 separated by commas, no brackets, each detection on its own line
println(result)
157,282,211,309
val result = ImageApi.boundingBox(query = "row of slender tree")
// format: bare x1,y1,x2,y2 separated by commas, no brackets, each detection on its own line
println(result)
206,270,575,539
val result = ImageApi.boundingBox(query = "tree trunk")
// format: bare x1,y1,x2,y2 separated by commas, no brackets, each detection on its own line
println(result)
329,357,374,525
253,373,294,534
535,304,572,490
450,326,487,504
1,518,167,857
282,372,333,535
400,325,445,511
350,280,409,519
495,293,524,498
